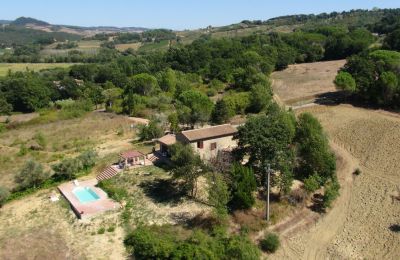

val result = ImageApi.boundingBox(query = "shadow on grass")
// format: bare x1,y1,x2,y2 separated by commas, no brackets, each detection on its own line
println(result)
171,212,220,232
389,224,400,233
139,178,186,205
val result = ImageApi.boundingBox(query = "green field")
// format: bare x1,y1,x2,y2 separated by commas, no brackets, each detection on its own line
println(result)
0,63,76,76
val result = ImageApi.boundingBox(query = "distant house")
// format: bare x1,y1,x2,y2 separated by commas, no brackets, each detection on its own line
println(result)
157,124,238,160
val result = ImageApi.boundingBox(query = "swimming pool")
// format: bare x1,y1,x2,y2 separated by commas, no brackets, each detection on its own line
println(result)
73,187,100,203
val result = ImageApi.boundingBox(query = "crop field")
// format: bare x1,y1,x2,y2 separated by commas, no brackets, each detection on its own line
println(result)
270,60,400,259
0,63,75,76
41,40,101,56
271,104,400,260
271,60,346,105
115,42,142,51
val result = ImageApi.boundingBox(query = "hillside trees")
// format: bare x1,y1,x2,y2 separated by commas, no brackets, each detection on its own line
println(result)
177,90,214,127
229,164,257,209
338,50,400,107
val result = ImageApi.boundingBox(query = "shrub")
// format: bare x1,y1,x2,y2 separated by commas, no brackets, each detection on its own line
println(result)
225,234,261,260
15,160,50,190
260,233,280,253
34,132,47,149
124,226,176,259
0,186,10,207
138,120,163,141
353,168,361,176
303,173,321,193
323,178,340,209
17,144,28,156
97,227,105,234
107,226,115,232
77,149,97,170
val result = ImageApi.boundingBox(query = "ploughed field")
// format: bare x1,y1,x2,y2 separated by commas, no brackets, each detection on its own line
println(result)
271,59,400,259
271,60,346,106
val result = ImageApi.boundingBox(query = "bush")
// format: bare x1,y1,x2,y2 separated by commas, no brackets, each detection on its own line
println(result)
97,227,105,234
138,120,163,141
260,233,280,253
225,234,261,260
124,226,176,259
0,186,10,207
107,226,115,232
52,150,97,181
353,168,361,176
303,173,321,193
323,178,340,209
15,160,50,190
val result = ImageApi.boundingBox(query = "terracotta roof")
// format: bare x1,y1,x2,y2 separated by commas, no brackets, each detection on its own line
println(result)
158,134,176,146
120,150,144,159
180,124,237,142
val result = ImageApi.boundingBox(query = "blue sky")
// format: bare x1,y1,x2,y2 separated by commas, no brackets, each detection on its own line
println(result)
1,0,399,30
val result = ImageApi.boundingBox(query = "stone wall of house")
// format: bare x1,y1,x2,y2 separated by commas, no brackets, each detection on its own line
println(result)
189,135,237,160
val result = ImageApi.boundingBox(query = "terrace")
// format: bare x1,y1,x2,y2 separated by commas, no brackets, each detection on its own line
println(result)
58,179,120,219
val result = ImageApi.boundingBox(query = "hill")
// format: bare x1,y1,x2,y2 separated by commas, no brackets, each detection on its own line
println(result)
11,17,49,26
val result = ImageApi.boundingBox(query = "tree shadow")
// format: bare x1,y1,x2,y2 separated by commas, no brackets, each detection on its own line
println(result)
389,224,400,233
139,178,186,205
171,212,220,232
308,193,325,213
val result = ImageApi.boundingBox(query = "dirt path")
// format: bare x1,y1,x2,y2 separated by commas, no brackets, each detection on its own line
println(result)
270,141,358,259
302,142,357,259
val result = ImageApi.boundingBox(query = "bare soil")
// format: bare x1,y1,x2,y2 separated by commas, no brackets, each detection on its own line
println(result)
271,60,346,105
270,104,400,259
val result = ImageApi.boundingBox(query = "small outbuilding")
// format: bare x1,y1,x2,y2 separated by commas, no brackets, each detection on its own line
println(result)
119,150,146,168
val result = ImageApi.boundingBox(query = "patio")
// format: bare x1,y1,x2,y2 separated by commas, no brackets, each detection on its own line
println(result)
58,179,120,219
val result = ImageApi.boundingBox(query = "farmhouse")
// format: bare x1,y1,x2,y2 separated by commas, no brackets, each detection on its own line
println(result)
157,124,238,160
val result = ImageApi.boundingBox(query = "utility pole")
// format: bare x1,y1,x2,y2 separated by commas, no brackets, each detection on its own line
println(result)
265,164,272,221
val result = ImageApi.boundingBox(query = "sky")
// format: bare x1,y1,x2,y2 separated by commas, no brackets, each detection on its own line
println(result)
1,0,399,30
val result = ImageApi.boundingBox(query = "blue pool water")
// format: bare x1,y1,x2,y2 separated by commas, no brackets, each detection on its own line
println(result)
73,187,100,203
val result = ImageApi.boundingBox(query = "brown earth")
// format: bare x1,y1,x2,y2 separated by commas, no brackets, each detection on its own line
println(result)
271,60,346,105
270,104,400,260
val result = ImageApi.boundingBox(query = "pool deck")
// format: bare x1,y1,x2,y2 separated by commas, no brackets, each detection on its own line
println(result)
58,179,120,219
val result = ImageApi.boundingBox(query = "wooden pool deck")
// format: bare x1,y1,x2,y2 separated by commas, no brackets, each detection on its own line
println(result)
58,179,120,219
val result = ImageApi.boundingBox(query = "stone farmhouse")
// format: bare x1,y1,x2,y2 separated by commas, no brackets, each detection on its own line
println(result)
157,124,237,160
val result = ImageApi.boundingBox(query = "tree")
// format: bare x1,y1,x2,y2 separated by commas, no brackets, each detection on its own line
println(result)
52,158,83,181
334,71,356,93
225,234,261,260
236,105,296,185
248,83,272,113
0,186,9,207
208,173,230,218
102,87,123,110
322,178,340,208
295,113,336,183
159,68,177,93
177,90,214,127
229,163,257,210
15,160,50,190
128,73,159,96
84,83,104,109
167,113,180,133
169,143,204,197
383,28,400,51
211,99,231,124
138,120,163,141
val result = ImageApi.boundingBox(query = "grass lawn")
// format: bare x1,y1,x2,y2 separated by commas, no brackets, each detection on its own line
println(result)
0,63,76,76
